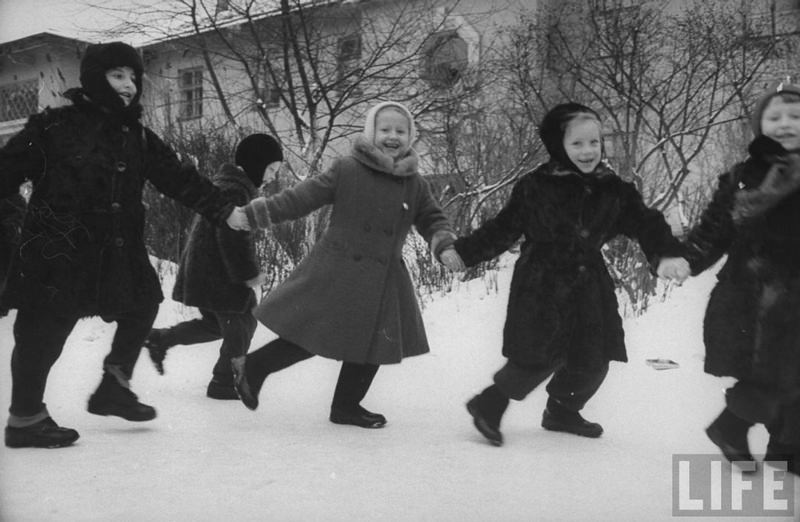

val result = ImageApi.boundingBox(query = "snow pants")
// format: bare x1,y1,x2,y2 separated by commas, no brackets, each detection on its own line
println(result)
726,381,800,445
157,308,257,385
8,304,158,419
494,358,609,411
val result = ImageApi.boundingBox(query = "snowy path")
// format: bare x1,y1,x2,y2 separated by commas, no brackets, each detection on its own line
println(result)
1,263,798,521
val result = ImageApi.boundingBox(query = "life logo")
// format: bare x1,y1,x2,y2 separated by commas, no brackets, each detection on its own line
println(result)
672,454,795,517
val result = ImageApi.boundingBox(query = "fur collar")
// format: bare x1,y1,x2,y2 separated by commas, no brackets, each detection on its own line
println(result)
215,163,258,199
352,134,419,177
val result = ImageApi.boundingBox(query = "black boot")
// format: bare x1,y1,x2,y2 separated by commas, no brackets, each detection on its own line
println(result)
144,329,168,375
705,408,755,470
765,438,799,476
206,378,239,400
542,398,603,438
5,417,80,449
466,385,509,446
231,355,267,410
87,368,156,421
329,362,386,429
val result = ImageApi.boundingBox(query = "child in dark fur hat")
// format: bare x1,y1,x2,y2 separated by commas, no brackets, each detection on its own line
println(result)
684,81,800,475
226,101,464,428
0,41,240,448
455,102,689,446
144,134,283,400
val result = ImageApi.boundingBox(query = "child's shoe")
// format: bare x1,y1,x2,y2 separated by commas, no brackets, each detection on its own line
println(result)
541,399,603,438
764,437,798,476
144,329,168,375
5,417,79,448
206,379,239,400
466,385,509,446
87,370,156,421
705,408,755,471
329,404,387,428
231,356,261,410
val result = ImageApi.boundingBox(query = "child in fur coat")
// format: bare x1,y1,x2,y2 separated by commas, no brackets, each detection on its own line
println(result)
226,101,463,428
685,81,800,475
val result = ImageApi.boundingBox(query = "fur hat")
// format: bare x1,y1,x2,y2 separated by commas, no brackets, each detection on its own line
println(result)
235,134,283,186
363,101,417,151
538,102,602,172
80,42,144,112
751,80,800,136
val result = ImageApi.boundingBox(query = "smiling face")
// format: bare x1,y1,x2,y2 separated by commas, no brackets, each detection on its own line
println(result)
563,115,602,173
373,108,411,159
760,94,800,152
105,66,138,107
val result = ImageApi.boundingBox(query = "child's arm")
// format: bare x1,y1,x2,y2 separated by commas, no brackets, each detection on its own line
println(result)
215,186,262,287
241,163,339,231
683,173,738,275
453,179,525,267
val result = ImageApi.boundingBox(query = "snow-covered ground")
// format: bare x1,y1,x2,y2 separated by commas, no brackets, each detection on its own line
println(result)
1,257,797,521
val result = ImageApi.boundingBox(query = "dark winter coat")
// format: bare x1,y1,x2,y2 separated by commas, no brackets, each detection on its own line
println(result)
685,136,800,392
0,193,26,315
172,163,260,313
455,161,683,368
242,135,456,365
0,93,234,316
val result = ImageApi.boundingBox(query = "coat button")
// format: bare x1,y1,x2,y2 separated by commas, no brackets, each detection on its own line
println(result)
111,202,122,213
578,265,586,273
579,229,590,239
116,161,127,172
121,125,129,132
402,202,409,211
114,237,125,247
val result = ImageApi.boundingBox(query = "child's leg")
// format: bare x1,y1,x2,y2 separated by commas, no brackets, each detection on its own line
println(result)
232,338,313,410
466,360,558,446
541,362,608,438
145,309,221,375
205,311,257,400
765,394,800,475
330,363,385,428
87,304,159,422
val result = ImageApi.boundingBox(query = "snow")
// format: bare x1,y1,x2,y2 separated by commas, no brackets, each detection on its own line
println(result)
1,256,798,521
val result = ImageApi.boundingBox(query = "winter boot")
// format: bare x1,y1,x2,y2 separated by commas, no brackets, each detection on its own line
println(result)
206,378,239,401
541,398,603,438
764,437,799,476
5,417,80,449
231,356,264,410
144,329,169,375
466,385,509,446
329,363,386,429
705,408,755,471
87,366,156,421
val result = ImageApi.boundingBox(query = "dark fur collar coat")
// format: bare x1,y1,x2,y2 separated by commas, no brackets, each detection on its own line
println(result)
685,136,800,391
172,164,260,313
0,94,234,315
455,160,683,367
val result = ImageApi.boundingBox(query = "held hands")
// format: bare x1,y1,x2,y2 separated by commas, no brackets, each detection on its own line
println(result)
440,248,466,272
246,272,267,289
656,257,690,285
226,206,251,231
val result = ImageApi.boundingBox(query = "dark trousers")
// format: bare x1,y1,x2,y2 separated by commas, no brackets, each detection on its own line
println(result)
9,304,158,418
493,358,609,411
158,308,257,384
726,381,800,445
249,337,380,409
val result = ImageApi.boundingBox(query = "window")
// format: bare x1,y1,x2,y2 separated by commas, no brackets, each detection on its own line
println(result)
259,68,283,109
178,67,203,120
336,34,362,92
0,79,38,122
421,31,468,88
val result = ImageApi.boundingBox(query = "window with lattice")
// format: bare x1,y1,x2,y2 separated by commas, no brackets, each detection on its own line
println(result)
421,31,468,88
178,67,203,120
337,34,362,93
0,79,38,122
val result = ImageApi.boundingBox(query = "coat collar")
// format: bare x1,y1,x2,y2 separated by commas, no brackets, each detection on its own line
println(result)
215,163,258,198
351,134,419,177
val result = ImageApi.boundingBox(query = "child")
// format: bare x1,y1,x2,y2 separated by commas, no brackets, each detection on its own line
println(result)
0,42,239,448
226,101,463,428
456,102,689,446
684,81,800,475
144,134,283,400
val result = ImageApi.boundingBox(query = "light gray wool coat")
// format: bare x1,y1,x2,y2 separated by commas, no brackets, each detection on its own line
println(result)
243,135,455,365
